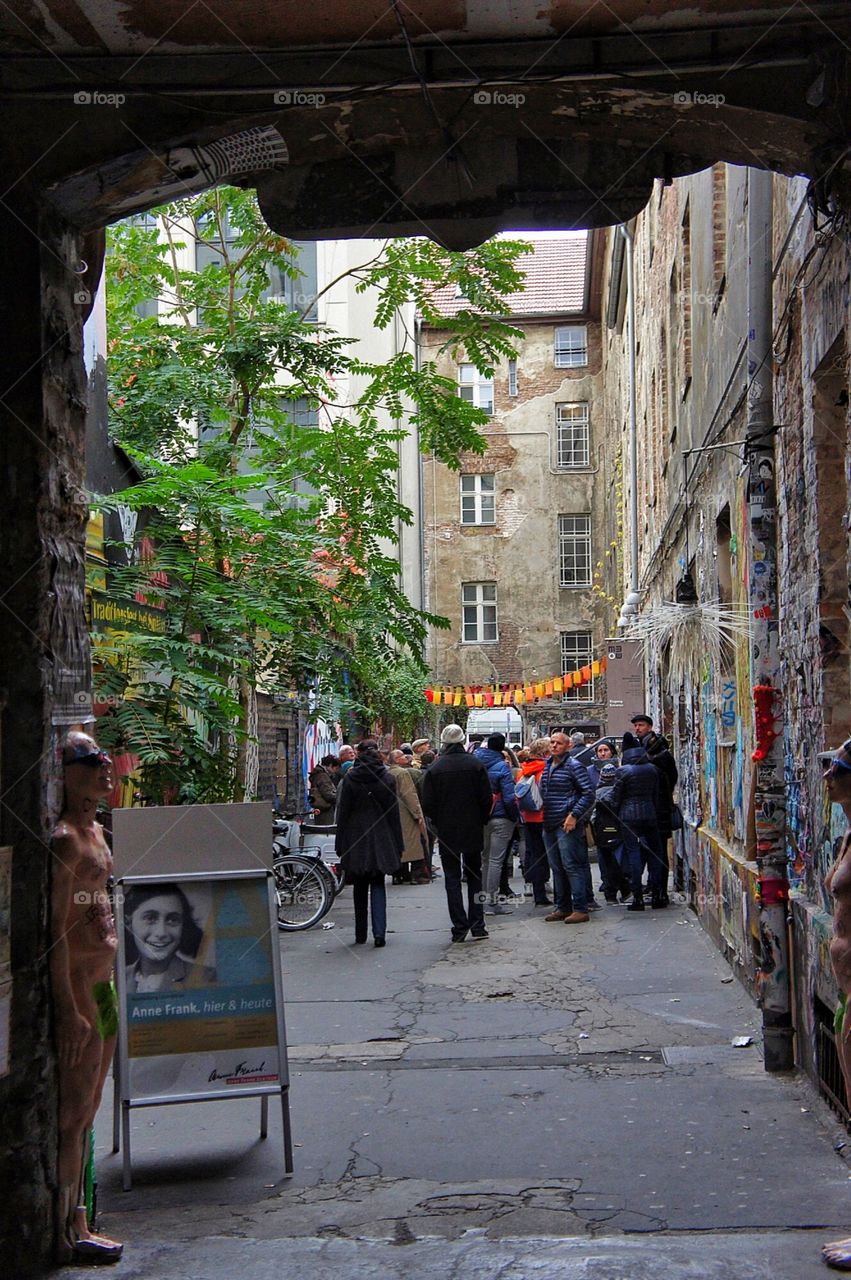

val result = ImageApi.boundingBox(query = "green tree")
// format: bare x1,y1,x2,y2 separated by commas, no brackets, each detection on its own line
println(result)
96,187,528,801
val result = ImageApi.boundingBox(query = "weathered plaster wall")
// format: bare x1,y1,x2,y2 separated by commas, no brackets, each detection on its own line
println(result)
602,162,851,1083
422,317,608,722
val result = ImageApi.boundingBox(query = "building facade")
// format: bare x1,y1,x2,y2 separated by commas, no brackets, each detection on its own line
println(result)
421,235,612,739
599,164,851,1096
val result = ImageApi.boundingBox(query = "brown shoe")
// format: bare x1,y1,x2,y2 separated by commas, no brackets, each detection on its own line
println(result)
563,911,590,923
544,910,567,922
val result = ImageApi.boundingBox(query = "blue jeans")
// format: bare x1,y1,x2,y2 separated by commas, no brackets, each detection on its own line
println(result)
543,826,592,914
620,819,666,897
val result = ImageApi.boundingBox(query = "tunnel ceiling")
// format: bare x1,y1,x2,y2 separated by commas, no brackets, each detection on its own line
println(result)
1,2,849,245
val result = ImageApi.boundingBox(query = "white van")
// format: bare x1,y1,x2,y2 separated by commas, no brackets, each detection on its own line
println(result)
465,707,523,749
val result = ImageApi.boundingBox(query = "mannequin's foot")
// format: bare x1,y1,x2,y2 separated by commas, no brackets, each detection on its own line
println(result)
823,1236,851,1270
67,1207,124,1263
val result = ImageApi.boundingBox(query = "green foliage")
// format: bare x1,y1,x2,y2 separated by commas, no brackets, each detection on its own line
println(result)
363,656,431,742
99,188,526,801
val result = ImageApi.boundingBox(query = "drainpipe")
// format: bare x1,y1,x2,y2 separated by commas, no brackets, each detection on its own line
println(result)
746,168,792,1071
414,311,426,618
617,224,641,628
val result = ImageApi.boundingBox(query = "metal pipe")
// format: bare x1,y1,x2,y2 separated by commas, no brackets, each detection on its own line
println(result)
745,167,792,1072
619,223,639,607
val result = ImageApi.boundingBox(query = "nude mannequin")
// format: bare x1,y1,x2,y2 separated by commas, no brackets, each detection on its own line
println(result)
821,739,851,1272
51,731,123,1265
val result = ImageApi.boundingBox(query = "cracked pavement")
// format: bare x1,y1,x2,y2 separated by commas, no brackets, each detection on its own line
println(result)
74,863,851,1278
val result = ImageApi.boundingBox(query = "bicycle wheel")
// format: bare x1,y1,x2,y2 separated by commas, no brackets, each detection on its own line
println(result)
273,855,332,931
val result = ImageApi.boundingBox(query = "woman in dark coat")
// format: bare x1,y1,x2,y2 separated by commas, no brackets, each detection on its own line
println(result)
309,754,340,826
335,740,403,946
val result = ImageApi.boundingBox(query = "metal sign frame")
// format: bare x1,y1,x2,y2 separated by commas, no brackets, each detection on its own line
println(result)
112,868,292,1190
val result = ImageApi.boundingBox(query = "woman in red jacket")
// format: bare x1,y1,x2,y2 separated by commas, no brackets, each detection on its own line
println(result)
518,738,552,906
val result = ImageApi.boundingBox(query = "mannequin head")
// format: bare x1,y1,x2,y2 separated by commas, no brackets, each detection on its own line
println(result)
62,731,113,807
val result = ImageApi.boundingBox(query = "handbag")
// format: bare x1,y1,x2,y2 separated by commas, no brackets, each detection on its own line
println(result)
670,803,684,831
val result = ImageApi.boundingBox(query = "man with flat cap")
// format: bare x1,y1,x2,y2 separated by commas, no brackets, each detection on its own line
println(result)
630,713,678,904
422,724,494,941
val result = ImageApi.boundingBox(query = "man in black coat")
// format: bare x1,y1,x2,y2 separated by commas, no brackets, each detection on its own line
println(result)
422,724,494,942
630,714,678,901
630,715,678,827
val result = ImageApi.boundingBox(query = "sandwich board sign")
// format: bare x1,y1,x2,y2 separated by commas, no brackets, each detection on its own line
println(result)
111,803,292,1188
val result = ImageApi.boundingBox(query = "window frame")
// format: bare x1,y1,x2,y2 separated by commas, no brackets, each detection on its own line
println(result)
558,514,592,588
554,324,588,369
556,402,590,469
460,473,496,526
560,630,594,702
461,581,498,644
457,363,494,415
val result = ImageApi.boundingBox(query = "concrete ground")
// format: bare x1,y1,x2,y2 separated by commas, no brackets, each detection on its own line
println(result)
68,861,851,1279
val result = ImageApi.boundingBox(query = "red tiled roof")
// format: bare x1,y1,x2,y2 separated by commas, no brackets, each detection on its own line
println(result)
423,233,588,321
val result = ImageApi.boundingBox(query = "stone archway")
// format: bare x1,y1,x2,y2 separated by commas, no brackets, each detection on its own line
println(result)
1,3,850,1271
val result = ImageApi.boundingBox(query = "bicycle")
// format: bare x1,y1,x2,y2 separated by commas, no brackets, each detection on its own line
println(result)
272,851,335,931
272,813,342,930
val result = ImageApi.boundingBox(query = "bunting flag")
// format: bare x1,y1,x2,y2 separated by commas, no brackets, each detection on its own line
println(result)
422,644,612,706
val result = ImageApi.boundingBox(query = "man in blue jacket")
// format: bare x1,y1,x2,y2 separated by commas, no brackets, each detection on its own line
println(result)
540,730,596,923
475,733,519,915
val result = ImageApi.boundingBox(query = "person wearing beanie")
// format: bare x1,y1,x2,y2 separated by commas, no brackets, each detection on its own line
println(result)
441,723,466,746
422,726,494,941
591,761,630,904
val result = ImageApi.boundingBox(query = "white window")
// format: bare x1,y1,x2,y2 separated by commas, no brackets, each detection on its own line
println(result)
458,363,494,415
559,515,592,587
508,359,518,397
462,582,498,643
556,402,590,468
460,474,495,525
561,631,594,702
554,325,588,368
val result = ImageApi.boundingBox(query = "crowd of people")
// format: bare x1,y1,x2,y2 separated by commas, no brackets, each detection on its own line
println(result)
309,712,680,946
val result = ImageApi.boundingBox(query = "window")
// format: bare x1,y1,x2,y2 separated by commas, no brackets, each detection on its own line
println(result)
462,582,497,643
280,397,320,505
458,364,494,415
196,215,318,319
554,325,587,368
508,359,518,397
556,403,590,468
559,515,592,587
460,474,495,525
561,631,594,702
267,241,318,320
122,214,159,317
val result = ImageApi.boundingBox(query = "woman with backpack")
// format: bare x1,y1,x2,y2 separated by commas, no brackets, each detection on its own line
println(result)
515,738,552,907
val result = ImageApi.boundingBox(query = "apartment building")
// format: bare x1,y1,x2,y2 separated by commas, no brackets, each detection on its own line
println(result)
420,234,611,739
